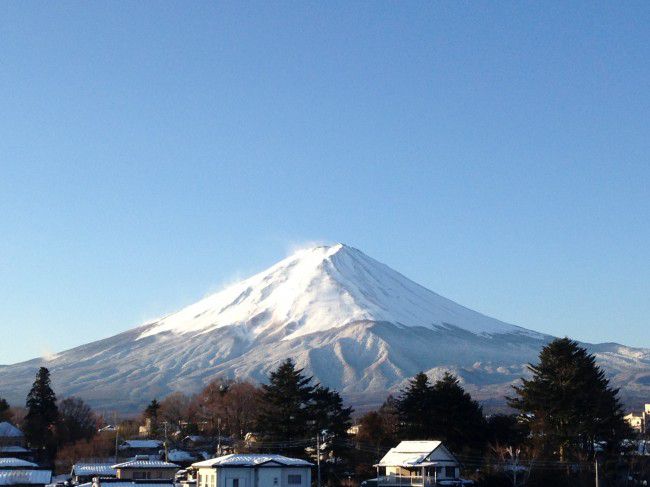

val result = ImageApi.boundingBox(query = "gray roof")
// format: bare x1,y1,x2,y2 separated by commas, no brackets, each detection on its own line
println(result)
192,454,312,468
119,440,163,450
71,464,117,477
0,423,23,439
112,460,179,469
0,458,38,468
0,470,52,486
0,447,29,454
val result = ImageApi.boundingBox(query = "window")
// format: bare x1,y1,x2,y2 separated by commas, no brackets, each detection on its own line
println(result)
133,472,152,480
445,467,455,478
288,475,302,485
233,479,239,487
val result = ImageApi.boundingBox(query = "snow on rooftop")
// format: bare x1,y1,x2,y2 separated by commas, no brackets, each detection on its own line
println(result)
119,440,163,449
192,454,313,468
378,441,451,467
72,464,117,476
0,422,23,438
0,458,38,468
112,460,179,469
0,470,52,485
0,446,29,453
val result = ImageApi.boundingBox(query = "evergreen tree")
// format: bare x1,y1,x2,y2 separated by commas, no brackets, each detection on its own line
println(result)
397,371,486,452
508,337,629,462
397,372,434,438
310,385,353,475
0,397,11,421
23,367,59,460
143,399,161,436
256,359,315,456
429,372,486,452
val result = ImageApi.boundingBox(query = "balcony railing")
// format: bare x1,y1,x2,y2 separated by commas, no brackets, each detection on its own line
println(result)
377,475,444,487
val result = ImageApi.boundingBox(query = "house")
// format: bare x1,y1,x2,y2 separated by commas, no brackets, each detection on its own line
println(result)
118,441,163,458
625,413,645,433
0,425,25,448
375,441,463,486
0,457,51,487
70,463,117,485
111,458,179,481
192,454,313,487
0,449,31,462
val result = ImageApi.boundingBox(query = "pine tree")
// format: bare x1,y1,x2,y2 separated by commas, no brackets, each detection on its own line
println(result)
143,399,161,436
397,371,486,452
23,367,59,460
508,338,629,462
429,372,486,452
397,372,434,438
256,359,315,456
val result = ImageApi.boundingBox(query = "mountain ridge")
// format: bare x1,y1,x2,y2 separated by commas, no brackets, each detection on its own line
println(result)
1,243,649,411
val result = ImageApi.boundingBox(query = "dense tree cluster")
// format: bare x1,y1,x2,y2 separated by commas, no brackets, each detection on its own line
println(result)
1,337,634,486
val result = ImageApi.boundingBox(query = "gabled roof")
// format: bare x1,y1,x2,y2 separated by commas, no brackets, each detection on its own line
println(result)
112,460,179,469
119,440,163,449
0,423,23,438
0,458,38,468
71,464,117,476
0,470,52,486
167,450,195,463
192,454,313,468
376,441,458,467
0,446,29,454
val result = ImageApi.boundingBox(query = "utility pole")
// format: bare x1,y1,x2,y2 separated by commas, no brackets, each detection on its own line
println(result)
114,412,119,464
217,418,222,456
163,421,169,462
595,458,599,487
316,433,322,487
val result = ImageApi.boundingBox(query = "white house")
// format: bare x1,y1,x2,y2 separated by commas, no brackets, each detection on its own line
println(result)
192,454,312,487
375,441,463,486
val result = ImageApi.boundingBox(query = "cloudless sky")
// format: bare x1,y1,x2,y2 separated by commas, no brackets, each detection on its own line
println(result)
1,1,649,364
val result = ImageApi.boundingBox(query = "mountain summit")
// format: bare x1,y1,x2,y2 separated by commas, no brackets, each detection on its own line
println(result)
139,243,534,342
1,244,649,410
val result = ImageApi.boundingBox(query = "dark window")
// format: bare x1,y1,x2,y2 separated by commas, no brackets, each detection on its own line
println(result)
445,467,455,478
233,479,239,487
288,475,302,485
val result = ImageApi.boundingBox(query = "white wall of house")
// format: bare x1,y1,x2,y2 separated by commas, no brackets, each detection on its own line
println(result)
196,465,311,487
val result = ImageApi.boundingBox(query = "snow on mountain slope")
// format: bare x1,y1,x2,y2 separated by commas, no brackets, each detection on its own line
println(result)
139,244,537,341
1,243,649,411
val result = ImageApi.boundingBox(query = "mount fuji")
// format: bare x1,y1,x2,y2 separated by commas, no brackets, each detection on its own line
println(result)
1,244,649,411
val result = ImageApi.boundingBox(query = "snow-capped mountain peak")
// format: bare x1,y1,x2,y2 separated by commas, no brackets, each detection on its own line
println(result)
138,243,531,341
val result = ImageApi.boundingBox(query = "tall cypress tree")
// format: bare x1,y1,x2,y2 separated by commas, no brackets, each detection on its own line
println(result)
256,359,315,456
508,338,629,462
23,367,59,460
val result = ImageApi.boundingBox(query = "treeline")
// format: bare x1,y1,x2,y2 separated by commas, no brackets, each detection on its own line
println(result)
0,337,636,486
354,338,632,487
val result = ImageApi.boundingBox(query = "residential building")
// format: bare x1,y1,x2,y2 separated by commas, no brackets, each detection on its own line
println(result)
0,457,51,487
70,463,117,485
0,425,24,448
112,458,179,481
625,413,645,434
375,441,462,487
117,441,163,458
192,454,313,487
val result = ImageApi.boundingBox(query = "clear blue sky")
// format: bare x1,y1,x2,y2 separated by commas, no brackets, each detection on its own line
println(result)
1,2,649,364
